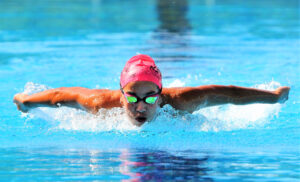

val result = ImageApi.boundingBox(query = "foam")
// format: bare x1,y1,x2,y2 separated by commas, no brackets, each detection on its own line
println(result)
21,80,282,132
23,82,51,95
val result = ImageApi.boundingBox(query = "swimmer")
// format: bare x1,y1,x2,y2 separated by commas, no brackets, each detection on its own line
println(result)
13,54,290,126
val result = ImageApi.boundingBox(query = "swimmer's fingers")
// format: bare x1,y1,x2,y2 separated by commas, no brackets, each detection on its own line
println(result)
275,86,290,103
14,100,29,113
13,93,29,112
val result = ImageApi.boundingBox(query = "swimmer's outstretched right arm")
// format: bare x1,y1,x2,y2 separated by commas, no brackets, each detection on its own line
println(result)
13,87,122,113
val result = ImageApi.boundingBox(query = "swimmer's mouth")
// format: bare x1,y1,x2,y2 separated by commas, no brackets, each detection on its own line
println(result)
135,117,147,123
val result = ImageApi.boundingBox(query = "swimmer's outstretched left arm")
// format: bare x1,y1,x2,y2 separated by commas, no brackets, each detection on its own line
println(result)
161,85,290,113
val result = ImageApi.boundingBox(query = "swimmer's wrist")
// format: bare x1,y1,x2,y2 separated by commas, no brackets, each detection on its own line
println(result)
22,94,29,104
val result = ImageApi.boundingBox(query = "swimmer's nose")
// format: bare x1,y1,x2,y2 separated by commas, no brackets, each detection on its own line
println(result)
136,101,147,113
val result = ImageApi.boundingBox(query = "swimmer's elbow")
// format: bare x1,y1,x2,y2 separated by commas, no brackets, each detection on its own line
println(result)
50,90,63,104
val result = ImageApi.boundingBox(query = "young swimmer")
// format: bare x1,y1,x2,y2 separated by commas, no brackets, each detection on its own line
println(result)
13,54,290,126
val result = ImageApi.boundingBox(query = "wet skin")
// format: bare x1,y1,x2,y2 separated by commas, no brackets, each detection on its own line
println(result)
121,81,161,126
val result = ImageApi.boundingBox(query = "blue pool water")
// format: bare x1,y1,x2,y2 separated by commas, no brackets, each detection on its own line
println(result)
1,0,299,180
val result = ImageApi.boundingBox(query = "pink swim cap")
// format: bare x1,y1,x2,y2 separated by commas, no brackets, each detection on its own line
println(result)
120,54,162,89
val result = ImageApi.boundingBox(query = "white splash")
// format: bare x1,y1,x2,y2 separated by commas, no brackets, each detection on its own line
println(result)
21,82,138,132
194,80,282,131
23,82,51,95
167,79,185,87
21,81,283,132
27,106,139,132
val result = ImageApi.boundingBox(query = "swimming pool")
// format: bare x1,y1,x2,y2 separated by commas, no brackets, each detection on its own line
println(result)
1,0,299,180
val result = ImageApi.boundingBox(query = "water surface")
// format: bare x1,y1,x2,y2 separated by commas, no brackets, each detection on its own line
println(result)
0,0,299,181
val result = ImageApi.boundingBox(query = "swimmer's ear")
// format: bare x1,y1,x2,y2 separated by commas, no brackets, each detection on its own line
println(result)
120,94,126,105
157,96,162,105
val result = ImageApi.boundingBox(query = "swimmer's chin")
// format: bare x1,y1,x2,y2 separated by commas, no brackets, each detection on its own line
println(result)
127,116,149,127
126,114,156,127
132,116,147,126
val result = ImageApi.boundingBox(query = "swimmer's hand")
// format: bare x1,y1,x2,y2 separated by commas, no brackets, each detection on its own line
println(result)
13,93,29,112
275,86,290,103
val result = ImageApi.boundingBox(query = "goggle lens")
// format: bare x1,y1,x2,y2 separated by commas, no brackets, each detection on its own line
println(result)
127,96,138,103
145,96,158,104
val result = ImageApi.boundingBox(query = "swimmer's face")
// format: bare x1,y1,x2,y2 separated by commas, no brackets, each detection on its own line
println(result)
121,81,161,126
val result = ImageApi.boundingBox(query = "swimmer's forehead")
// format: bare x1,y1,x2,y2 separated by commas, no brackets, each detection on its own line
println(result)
123,81,159,96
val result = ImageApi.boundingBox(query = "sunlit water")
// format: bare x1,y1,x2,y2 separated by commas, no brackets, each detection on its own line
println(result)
0,0,299,181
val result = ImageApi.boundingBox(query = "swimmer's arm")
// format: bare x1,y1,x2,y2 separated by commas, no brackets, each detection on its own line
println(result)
13,87,122,113
161,85,290,113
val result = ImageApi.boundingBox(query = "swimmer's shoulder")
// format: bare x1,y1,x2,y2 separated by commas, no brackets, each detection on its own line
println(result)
161,87,188,106
160,87,200,110
68,87,118,96
91,89,121,96
161,87,194,97
87,89,122,110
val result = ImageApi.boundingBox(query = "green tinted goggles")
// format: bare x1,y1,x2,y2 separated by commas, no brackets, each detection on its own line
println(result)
124,93,159,104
